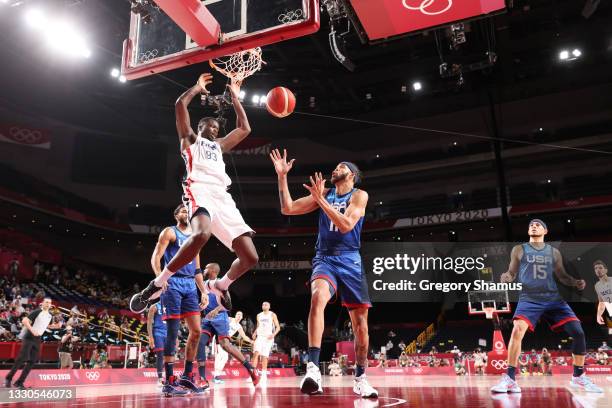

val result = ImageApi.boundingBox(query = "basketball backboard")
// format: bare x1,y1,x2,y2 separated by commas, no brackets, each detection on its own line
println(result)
122,0,320,80
468,290,511,319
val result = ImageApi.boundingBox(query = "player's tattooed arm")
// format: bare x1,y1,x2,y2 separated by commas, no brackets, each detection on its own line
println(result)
151,228,174,276
175,73,211,149
501,245,522,283
217,81,251,153
146,304,156,346
553,248,585,290
270,149,319,215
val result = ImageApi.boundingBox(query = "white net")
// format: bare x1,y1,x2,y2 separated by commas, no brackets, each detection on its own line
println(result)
209,47,264,85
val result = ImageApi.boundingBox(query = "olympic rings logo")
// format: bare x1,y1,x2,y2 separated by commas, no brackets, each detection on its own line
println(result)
7,127,45,144
402,0,453,15
490,360,508,370
85,371,100,381
412,367,423,374
139,49,159,63
278,9,304,24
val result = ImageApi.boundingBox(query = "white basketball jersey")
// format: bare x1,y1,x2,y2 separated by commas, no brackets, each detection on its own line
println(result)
256,312,274,336
229,318,241,337
182,136,231,189
595,279,612,315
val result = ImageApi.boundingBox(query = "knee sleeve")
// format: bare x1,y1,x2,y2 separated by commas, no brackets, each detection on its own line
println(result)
163,319,181,357
563,320,586,355
197,332,210,362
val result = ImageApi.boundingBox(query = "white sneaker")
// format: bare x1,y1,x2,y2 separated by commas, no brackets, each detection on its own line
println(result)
300,362,322,394
570,374,604,393
353,374,378,398
491,374,522,393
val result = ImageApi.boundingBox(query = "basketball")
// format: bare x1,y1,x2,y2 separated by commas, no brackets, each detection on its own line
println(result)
266,86,296,118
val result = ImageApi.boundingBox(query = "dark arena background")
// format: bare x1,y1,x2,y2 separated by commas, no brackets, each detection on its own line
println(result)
1,0,612,407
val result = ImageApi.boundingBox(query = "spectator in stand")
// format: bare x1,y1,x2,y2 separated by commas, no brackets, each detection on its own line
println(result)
0,325,15,341
474,348,487,375
600,342,610,351
58,325,79,369
556,356,568,366
398,340,406,352
454,356,466,375
519,352,530,375
89,344,110,369
529,349,541,375
450,345,460,355
399,352,409,367
328,361,342,376
596,349,609,365
98,308,110,321
541,348,552,375
376,352,388,368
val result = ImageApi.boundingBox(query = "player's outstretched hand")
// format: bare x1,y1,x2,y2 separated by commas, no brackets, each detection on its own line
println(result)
270,148,295,176
575,279,586,291
227,80,241,99
597,314,605,325
303,172,326,201
197,73,213,94
199,292,209,310
500,272,514,283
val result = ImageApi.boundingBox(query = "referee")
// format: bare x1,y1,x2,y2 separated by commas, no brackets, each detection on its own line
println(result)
3,297,60,389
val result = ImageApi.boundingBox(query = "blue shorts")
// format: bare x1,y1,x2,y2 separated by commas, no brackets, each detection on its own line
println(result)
152,330,167,352
201,313,230,340
160,277,200,320
311,252,371,309
513,299,579,332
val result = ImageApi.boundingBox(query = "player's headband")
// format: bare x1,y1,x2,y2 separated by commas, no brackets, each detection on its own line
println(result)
529,218,548,230
340,161,361,184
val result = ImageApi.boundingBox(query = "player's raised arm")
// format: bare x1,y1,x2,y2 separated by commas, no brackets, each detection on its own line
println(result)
175,74,211,150
151,228,175,277
304,172,367,234
270,149,320,215
217,81,251,153
501,245,522,283
553,248,585,289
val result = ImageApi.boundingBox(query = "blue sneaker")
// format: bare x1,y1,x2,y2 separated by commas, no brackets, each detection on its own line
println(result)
178,373,206,394
162,376,189,397
213,376,225,384
570,374,603,393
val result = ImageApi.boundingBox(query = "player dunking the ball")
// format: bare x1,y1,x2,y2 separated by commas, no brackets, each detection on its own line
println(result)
491,219,603,393
130,73,258,313
270,149,378,398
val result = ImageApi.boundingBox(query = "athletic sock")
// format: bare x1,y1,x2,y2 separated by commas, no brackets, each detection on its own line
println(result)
355,365,365,378
184,361,194,376
573,365,584,377
216,274,235,291
164,362,174,382
507,366,517,381
198,365,206,380
242,360,254,370
308,347,321,366
154,268,174,287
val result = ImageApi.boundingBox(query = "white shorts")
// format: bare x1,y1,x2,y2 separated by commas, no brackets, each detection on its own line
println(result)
183,181,254,251
253,337,274,358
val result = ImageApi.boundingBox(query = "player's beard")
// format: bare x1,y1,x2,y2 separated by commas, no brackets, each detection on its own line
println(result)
331,171,348,184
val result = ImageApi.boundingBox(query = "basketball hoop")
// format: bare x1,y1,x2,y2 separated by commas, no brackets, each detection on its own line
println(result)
209,47,265,85
484,307,495,320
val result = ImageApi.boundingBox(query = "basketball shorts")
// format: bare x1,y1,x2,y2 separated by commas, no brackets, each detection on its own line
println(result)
152,329,167,352
513,299,579,332
182,181,254,251
201,313,230,341
311,251,371,309
160,277,200,320
253,336,274,358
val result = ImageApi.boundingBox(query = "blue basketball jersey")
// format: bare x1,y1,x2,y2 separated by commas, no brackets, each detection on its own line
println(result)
203,281,228,321
518,243,561,300
315,188,363,254
163,226,196,278
152,302,166,333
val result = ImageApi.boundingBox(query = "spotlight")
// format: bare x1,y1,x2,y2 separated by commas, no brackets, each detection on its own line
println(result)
559,50,569,60
412,81,422,91
259,95,267,105
110,68,120,78
24,8,45,29
238,90,246,100
252,95,260,104
118,75,127,83
572,48,582,58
